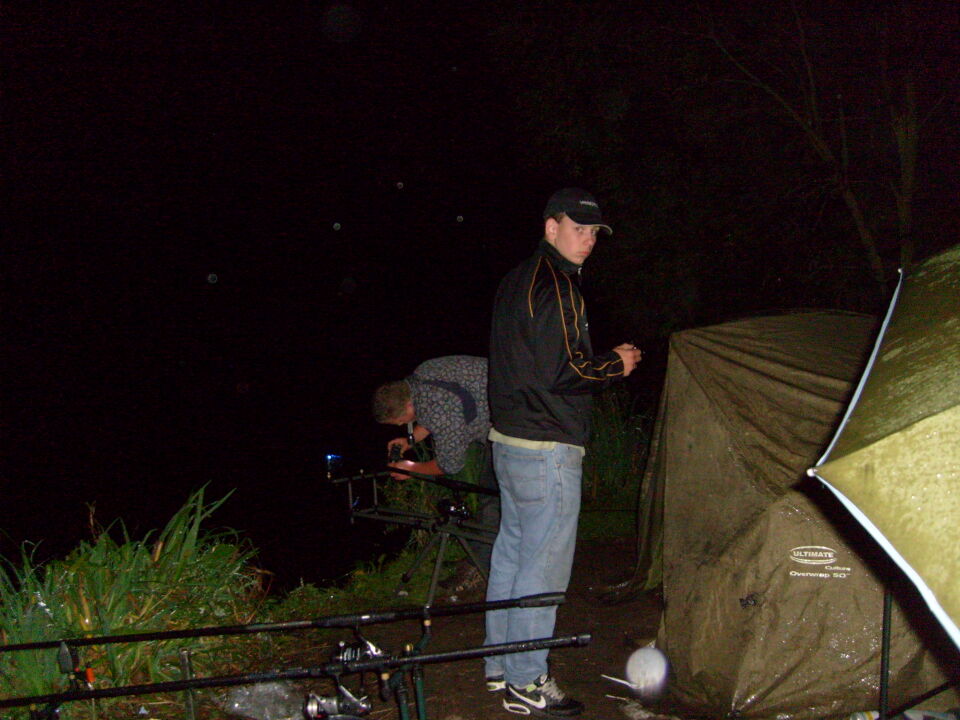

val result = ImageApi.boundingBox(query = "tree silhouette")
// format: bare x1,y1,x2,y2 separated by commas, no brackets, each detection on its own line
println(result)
486,1,958,340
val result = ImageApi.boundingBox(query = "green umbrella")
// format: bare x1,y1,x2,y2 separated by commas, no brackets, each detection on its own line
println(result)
811,243,960,650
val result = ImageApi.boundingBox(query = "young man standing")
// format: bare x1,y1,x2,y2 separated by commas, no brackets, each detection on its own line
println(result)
485,188,641,716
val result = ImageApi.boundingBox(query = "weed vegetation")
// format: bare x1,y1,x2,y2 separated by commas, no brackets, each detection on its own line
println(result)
0,388,651,719
0,489,273,716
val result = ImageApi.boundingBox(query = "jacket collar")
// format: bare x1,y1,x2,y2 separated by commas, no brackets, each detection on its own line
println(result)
537,238,582,275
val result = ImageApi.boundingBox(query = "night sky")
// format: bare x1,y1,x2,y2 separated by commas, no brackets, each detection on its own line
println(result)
5,2,958,587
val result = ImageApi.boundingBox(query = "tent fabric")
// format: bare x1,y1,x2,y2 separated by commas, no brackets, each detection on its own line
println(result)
814,244,960,649
645,310,958,719
821,247,960,457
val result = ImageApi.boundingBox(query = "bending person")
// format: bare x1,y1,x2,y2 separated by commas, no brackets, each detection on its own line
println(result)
372,355,499,580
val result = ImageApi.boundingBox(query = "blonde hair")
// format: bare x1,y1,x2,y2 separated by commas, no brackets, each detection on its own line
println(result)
372,380,411,422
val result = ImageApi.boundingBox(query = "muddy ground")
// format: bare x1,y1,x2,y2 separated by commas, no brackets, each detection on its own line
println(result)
271,534,675,720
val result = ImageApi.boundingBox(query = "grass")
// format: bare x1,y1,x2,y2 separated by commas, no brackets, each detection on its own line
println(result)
0,391,651,718
578,508,636,544
275,545,434,620
583,385,652,511
0,487,266,719
0,491,439,720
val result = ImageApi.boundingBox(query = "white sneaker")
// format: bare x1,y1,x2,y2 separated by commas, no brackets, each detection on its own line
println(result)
503,674,584,717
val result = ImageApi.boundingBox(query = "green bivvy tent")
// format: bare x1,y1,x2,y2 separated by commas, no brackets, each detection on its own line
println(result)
633,304,959,719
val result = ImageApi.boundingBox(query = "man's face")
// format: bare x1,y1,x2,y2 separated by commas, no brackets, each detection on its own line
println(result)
545,215,600,266
386,401,416,426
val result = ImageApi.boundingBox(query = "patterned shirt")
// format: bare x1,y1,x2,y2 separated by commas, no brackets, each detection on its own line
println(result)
409,356,490,474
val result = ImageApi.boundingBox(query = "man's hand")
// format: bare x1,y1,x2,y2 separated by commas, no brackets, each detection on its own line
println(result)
388,459,417,480
387,458,443,480
613,343,642,377
387,438,411,456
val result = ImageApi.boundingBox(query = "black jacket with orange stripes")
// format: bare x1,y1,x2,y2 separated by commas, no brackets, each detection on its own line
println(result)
489,239,626,447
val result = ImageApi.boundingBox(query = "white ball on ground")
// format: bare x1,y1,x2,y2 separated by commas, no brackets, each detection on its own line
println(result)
625,647,669,698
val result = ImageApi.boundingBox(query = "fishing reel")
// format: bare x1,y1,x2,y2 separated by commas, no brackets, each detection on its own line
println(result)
333,635,384,664
302,684,370,719
301,632,381,718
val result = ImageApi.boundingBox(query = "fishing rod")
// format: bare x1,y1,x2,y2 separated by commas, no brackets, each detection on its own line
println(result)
329,468,498,497
0,592,563,653
0,633,592,709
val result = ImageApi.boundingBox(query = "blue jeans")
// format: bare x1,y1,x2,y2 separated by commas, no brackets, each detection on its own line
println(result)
484,441,582,687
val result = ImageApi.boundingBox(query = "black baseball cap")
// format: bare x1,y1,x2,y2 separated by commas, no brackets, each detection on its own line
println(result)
543,187,612,234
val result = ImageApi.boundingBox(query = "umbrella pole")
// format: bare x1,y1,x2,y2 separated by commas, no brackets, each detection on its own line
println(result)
879,588,893,720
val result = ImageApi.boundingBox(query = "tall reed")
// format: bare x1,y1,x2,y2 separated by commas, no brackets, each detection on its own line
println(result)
0,487,264,718
582,385,652,507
